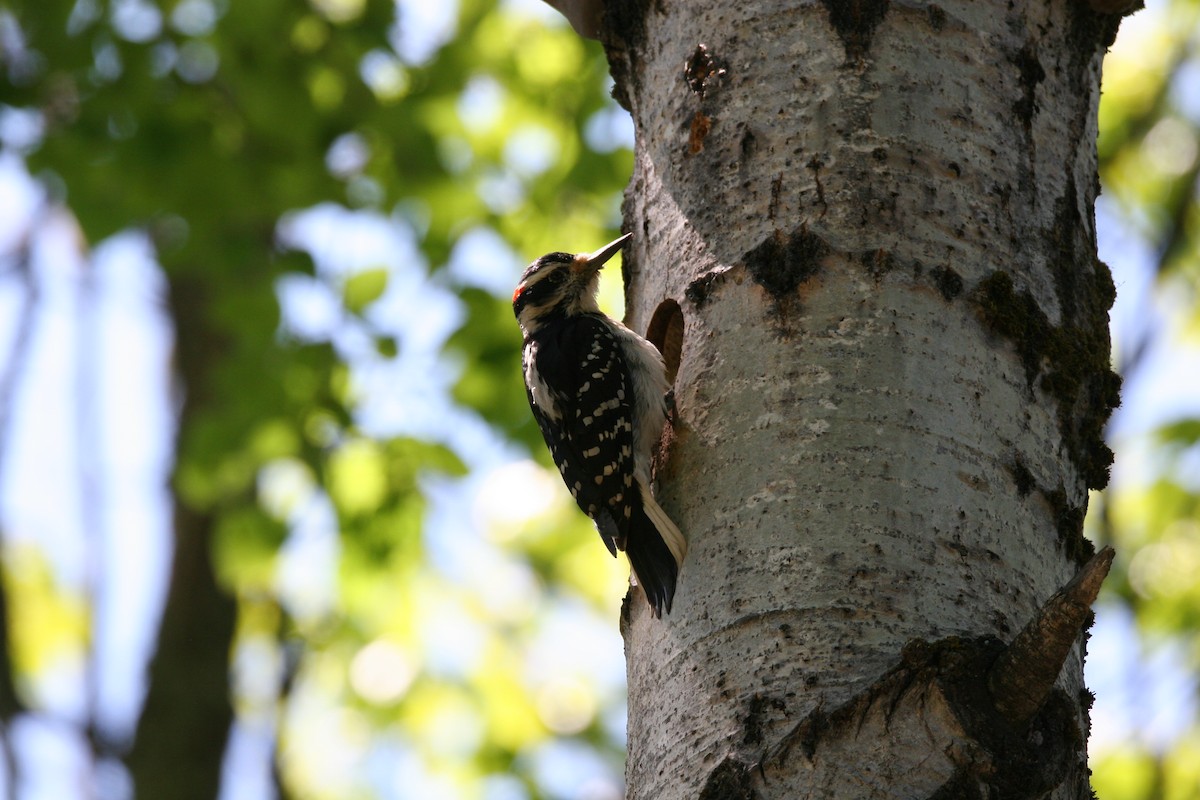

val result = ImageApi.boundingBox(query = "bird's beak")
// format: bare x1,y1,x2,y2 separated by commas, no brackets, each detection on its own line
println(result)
574,233,633,273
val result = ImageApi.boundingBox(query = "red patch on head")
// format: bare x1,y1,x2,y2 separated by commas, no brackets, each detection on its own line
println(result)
512,285,524,304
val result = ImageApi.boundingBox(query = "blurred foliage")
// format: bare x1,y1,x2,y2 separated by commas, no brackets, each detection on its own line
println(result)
0,0,633,797
1097,1,1200,289
1092,1,1200,798
2,546,88,690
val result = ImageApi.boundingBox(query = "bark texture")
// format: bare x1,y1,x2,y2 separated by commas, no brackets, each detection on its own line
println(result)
603,1,1121,798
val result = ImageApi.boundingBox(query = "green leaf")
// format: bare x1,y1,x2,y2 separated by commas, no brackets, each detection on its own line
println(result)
213,506,288,589
328,438,389,517
384,438,468,480
342,267,390,314
1156,419,1200,447
375,335,399,358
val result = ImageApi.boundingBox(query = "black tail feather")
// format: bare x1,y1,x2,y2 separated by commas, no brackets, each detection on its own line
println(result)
624,505,680,617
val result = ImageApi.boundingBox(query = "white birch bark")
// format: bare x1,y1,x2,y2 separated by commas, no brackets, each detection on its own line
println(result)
598,1,1124,797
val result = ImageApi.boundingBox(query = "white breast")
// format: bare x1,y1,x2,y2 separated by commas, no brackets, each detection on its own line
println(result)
608,322,669,486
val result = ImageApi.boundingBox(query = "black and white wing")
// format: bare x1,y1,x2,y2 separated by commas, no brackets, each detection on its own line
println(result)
522,315,637,555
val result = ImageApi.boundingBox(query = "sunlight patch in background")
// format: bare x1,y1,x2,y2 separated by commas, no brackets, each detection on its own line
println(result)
350,638,419,705
476,460,563,532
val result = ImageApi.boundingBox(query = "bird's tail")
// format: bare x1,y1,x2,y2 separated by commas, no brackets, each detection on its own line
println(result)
624,486,687,617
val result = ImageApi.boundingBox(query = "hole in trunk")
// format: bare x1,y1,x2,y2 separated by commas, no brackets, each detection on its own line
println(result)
646,299,684,384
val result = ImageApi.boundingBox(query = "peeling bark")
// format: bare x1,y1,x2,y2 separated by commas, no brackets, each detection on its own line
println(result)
601,1,1121,798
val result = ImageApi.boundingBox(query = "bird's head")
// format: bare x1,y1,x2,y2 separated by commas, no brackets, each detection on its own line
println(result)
512,233,631,336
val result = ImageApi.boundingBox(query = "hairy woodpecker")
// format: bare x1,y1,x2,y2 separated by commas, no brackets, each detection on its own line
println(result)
513,233,687,616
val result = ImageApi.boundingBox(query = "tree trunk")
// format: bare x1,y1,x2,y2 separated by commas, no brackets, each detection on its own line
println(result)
602,1,1123,797
126,274,239,800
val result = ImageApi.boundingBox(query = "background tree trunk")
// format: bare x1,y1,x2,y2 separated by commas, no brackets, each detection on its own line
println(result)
126,275,240,799
604,1,1122,797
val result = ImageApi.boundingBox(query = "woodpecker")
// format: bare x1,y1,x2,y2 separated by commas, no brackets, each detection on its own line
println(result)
513,233,687,616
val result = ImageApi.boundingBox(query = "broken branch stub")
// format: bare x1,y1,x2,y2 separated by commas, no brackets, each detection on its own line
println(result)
988,546,1115,728
540,0,604,39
